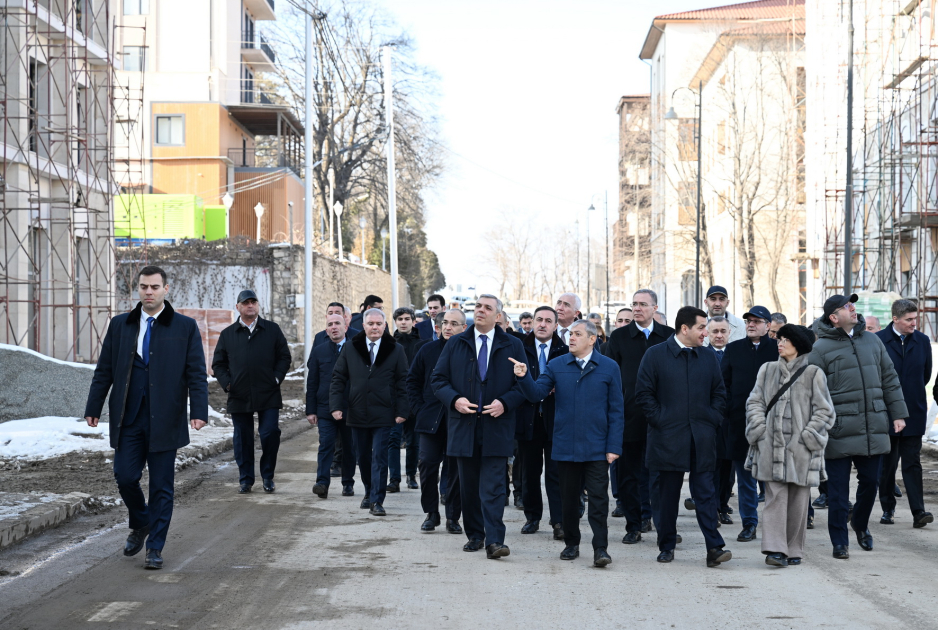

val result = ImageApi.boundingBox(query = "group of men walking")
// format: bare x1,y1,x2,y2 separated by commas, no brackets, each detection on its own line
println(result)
83,266,934,571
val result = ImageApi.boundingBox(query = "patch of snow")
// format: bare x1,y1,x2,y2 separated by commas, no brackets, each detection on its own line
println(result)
0,343,96,369
0,417,111,460
282,399,303,408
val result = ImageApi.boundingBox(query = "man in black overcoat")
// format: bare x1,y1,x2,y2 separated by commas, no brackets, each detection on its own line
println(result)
635,306,731,568
720,305,778,543
408,309,466,533
212,289,292,494
516,306,568,539
431,295,529,559
84,266,208,570
605,289,673,542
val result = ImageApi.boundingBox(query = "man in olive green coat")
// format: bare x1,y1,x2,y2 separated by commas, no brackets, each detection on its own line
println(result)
809,294,908,560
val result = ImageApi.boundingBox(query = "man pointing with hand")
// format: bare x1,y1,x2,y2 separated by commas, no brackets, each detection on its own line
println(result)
513,319,624,567
431,294,530,559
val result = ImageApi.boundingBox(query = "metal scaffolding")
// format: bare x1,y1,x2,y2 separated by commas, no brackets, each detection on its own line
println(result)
0,1,143,361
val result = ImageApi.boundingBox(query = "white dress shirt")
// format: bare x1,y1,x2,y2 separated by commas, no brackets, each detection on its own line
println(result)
366,336,382,363
137,305,164,358
475,328,494,365
637,321,654,338
558,323,575,345
239,317,258,334
575,350,593,368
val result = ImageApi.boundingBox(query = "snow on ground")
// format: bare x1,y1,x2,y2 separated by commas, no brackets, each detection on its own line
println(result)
0,343,95,369
0,417,111,460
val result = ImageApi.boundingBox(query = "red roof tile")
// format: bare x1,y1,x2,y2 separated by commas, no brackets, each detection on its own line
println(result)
656,0,804,21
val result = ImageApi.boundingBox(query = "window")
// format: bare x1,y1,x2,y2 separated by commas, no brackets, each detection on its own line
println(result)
124,0,149,15
717,121,726,155
122,46,147,72
678,119,696,161
677,181,696,225
155,115,184,145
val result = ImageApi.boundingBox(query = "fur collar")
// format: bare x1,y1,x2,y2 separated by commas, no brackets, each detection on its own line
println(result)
351,329,397,367
126,301,176,326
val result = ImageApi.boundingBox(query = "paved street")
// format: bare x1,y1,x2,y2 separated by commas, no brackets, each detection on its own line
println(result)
1,428,936,629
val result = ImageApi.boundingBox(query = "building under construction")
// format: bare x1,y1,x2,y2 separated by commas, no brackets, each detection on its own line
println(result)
0,1,141,361
806,0,938,336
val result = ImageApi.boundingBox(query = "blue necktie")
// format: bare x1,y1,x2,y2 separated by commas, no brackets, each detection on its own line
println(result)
577,358,586,371
142,316,155,365
478,334,488,381
538,343,548,373
643,328,651,339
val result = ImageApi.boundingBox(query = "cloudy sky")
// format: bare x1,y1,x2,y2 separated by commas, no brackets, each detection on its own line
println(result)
373,0,706,296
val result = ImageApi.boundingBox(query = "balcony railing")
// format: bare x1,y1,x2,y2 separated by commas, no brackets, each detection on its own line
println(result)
241,31,275,65
240,89,274,105
228,147,299,176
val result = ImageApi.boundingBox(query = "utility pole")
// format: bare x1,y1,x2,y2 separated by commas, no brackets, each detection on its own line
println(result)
303,6,315,381
694,79,702,308
384,46,399,309
604,190,610,330
844,0,855,294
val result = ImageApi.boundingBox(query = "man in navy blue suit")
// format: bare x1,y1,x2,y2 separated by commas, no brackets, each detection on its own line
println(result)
84,266,208,570
431,294,529,559
416,293,446,341
313,302,360,349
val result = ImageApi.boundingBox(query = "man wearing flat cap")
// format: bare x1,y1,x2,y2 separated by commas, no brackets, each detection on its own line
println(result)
703,286,746,346
719,305,778,543
809,293,908,559
212,289,292,493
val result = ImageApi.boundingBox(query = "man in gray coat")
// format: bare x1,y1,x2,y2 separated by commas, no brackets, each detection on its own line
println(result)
808,293,908,559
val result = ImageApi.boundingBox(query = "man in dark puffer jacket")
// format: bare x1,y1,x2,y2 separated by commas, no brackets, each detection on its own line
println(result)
808,294,908,560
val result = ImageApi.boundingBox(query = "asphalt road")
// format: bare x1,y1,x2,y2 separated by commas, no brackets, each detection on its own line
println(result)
1,427,936,629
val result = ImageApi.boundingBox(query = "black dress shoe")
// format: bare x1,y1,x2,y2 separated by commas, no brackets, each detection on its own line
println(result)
486,543,510,559
807,515,815,529
514,495,525,510
330,464,342,478
894,483,903,498
505,495,510,506
446,519,463,534
238,483,252,494
684,497,696,511
388,480,401,493
832,545,849,559
737,524,757,542
593,548,612,567
440,493,447,505
706,546,732,567
914,512,934,528
725,506,734,514
360,497,371,510
312,483,328,499
812,493,828,509
622,531,642,544
757,493,765,503
880,510,895,524
847,502,854,522
719,512,733,525
578,494,586,518
521,520,539,534
463,539,485,552
787,557,802,565
657,549,674,563
421,512,441,531
854,528,873,551
611,504,625,518
407,474,419,489
342,485,354,497
560,545,579,560
370,503,387,516
675,534,683,545
765,552,788,567
144,549,163,570
263,479,275,493
553,524,564,540
641,519,653,533
123,526,149,557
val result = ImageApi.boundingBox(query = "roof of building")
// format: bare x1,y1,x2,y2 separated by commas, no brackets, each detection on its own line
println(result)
640,0,804,59
690,19,805,87
225,104,304,137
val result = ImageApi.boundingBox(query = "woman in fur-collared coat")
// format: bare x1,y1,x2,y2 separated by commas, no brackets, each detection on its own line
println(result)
745,324,835,567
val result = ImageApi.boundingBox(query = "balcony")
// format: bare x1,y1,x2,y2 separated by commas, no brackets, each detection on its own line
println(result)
228,146,299,176
243,0,275,21
240,88,275,105
241,32,275,69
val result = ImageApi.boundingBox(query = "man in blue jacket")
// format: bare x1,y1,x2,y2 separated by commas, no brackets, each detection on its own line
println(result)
514,319,624,567
431,294,529,559
877,299,934,528
84,266,208,570
635,306,731,568
408,309,467,533
307,312,355,499
415,293,446,341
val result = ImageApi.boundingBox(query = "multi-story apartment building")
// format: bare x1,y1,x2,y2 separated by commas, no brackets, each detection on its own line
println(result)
114,0,304,242
614,95,652,298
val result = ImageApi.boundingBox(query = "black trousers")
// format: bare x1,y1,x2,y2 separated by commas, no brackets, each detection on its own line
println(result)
417,429,461,521
657,444,724,552
457,444,508,546
619,440,654,533
880,435,926,515
519,438,562,526
826,455,882,547
717,459,734,512
508,441,523,498
558,460,609,549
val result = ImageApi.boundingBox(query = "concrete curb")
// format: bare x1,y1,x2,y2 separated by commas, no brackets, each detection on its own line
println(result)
0,492,94,550
922,441,938,457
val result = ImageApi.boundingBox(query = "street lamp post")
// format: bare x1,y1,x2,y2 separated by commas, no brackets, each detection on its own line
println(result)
359,215,366,263
664,80,703,308
334,201,344,261
586,205,592,312
253,202,265,242
380,227,388,271
590,193,610,329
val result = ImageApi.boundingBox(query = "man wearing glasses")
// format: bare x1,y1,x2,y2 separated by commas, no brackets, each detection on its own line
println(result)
604,289,674,544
